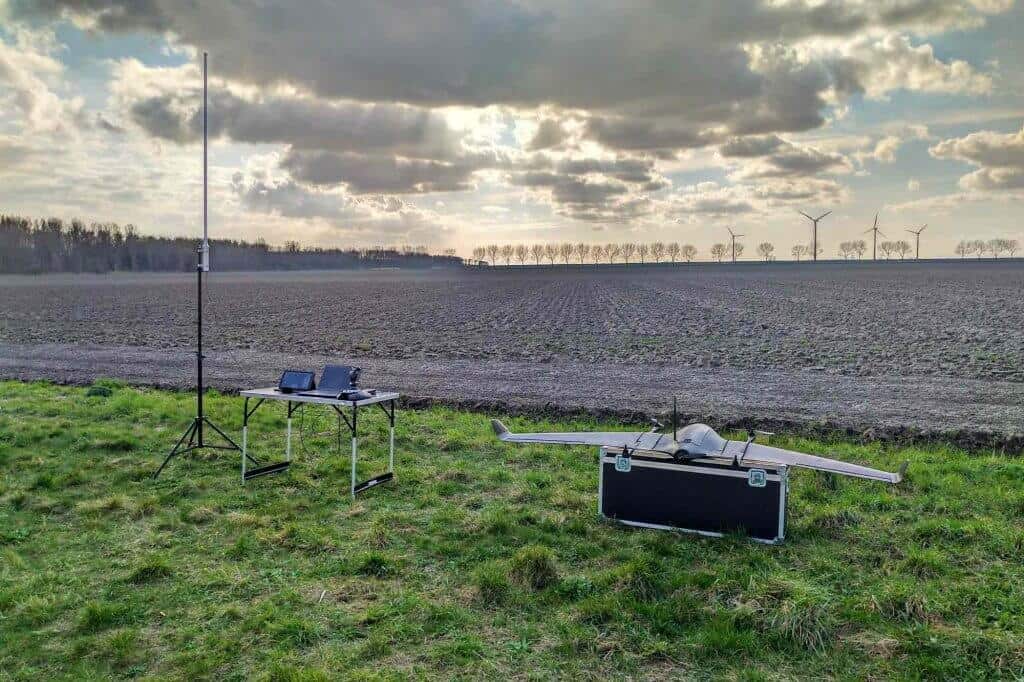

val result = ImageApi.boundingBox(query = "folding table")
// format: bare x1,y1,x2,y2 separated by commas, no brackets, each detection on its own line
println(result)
238,388,400,498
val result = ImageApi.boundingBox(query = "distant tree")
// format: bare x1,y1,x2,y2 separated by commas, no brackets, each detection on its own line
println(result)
650,241,665,262
443,248,457,258
791,244,807,261
954,240,971,258
971,239,987,259
682,244,697,262
544,243,558,264
988,238,1005,258
637,243,649,263
515,243,528,265
559,242,574,264
837,241,851,259
530,243,544,265
853,239,867,259
895,240,912,260
576,242,590,264
667,242,681,262
486,244,499,265
620,242,636,264
1007,239,1019,257
285,240,301,253
879,241,895,259
757,242,775,261
606,242,621,263
472,246,486,263
733,242,745,260
500,244,514,265
710,243,727,262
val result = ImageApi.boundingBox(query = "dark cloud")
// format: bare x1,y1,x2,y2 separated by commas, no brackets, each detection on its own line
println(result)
21,0,1003,145
583,117,714,153
509,166,657,222
719,135,786,158
232,174,447,239
724,136,852,179
280,149,478,194
128,90,462,159
527,119,568,151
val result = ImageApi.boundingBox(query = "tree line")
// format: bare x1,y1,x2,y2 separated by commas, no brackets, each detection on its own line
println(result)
471,242,701,265
472,237,1020,265
954,239,1019,259
0,215,460,274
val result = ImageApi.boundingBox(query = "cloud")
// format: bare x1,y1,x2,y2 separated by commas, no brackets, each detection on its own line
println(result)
0,25,86,134
23,0,1006,160
930,125,1024,190
830,35,993,99
527,119,568,151
280,149,480,194
109,62,466,159
721,136,853,179
231,173,448,241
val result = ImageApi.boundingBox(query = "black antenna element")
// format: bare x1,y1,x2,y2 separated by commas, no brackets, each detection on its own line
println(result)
672,397,678,442
154,52,250,478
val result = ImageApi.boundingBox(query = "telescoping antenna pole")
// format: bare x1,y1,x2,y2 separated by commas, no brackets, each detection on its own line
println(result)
155,52,251,478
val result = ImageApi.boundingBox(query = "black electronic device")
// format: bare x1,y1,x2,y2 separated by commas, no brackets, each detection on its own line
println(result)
278,370,315,394
340,389,376,401
299,365,361,399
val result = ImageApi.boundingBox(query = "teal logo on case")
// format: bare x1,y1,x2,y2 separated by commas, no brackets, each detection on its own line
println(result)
748,469,767,487
614,454,631,473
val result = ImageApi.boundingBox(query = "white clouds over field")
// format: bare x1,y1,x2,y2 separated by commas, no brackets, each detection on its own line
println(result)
0,0,1022,255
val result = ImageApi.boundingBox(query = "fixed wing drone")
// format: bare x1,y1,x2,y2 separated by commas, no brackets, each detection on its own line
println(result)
491,419,906,484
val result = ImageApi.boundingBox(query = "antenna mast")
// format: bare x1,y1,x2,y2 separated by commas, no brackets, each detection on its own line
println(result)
155,51,247,478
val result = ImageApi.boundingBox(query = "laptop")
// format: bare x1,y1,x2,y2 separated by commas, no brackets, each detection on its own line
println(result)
299,365,360,399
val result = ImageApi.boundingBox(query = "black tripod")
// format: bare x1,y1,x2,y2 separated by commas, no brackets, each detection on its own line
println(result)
153,249,254,478
153,51,255,479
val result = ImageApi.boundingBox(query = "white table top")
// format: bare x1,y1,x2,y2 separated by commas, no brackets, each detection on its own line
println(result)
240,387,400,407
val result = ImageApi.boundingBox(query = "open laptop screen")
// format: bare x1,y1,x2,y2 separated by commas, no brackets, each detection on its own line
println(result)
319,365,359,390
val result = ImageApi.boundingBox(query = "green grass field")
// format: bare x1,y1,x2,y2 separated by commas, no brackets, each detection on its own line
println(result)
1,380,1022,680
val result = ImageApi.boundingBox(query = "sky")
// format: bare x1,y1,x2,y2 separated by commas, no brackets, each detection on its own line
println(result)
1,1,1023,259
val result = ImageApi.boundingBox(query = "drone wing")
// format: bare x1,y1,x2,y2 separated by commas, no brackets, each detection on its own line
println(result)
740,443,907,484
491,420,680,456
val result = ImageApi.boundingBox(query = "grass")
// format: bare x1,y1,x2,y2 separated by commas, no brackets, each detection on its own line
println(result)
1,379,1023,679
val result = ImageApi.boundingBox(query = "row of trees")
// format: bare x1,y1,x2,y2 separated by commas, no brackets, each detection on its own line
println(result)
954,238,1019,259
0,215,461,274
473,236,1021,265
471,242,700,265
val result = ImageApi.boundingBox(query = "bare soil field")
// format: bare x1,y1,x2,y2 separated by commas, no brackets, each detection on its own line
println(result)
2,261,1022,444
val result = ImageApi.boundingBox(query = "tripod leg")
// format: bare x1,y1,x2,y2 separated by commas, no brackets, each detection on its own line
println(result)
203,418,257,464
154,420,197,479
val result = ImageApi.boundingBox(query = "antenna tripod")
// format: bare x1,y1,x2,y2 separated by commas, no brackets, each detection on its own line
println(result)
154,52,253,478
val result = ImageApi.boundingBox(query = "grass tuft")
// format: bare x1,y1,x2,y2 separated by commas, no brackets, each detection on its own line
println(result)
510,544,559,590
127,554,173,583
472,560,512,605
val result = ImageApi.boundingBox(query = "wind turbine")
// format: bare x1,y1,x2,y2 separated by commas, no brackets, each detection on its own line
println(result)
799,210,831,261
906,224,927,260
864,213,886,261
727,227,744,262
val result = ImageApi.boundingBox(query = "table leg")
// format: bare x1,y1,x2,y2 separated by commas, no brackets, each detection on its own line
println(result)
388,400,395,473
351,435,357,500
351,404,358,500
241,397,249,483
286,403,292,463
